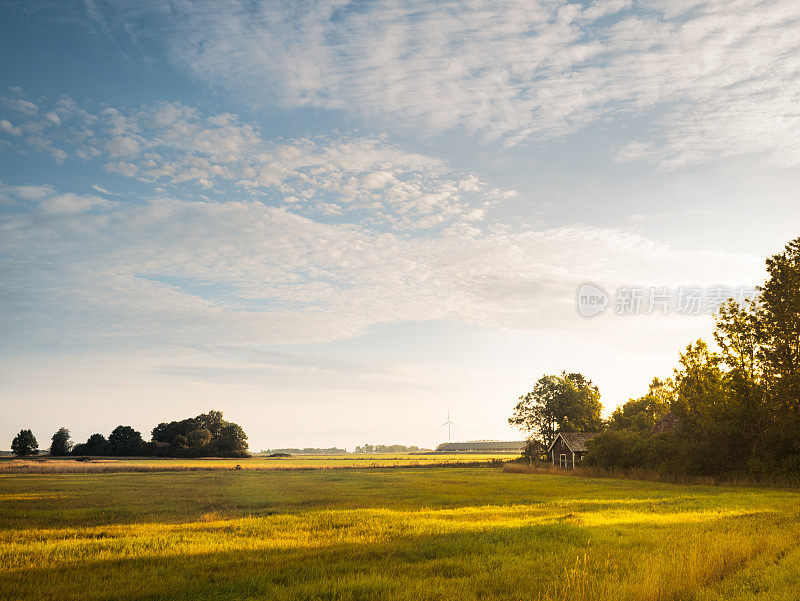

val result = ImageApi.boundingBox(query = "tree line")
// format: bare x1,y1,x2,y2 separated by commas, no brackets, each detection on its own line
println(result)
260,447,347,455
510,237,800,479
353,444,427,453
10,410,249,458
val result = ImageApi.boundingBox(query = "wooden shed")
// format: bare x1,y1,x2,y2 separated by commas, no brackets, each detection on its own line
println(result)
546,432,599,469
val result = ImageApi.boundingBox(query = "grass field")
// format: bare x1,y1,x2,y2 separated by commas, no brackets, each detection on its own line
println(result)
0,454,509,473
3,463,800,601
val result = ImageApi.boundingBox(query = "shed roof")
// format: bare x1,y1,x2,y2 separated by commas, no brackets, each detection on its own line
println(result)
547,432,600,453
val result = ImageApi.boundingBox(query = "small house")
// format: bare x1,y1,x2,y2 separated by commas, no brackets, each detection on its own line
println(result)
546,432,600,469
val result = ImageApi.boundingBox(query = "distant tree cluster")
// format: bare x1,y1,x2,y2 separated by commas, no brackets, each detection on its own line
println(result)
260,447,347,455
585,238,800,478
150,410,248,457
10,410,249,458
353,444,426,453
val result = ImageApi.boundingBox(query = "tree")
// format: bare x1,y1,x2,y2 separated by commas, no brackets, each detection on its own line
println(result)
108,426,144,456
608,378,672,432
73,433,109,456
11,429,38,456
148,410,249,457
195,410,225,438
509,372,603,446
187,428,212,449
49,427,73,456
215,422,248,456
756,237,800,450
151,418,199,444
671,340,727,436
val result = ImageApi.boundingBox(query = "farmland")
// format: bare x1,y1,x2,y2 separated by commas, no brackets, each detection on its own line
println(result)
0,454,507,473
2,463,800,601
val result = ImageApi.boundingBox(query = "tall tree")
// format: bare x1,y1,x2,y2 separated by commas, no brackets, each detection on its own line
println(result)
714,298,766,457
72,433,109,456
49,427,72,456
196,410,225,438
671,340,727,435
11,429,38,456
608,378,673,432
108,426,144,456
509,372,603,446
757,237,800,444
215,422,249,455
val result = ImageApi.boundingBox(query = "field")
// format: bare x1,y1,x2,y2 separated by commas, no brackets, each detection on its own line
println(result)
0,454,508,473
2,461,800,601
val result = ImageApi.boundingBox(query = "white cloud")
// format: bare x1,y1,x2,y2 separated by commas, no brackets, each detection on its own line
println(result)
38,192,115,213
91,184,115,195
0,183,115,213
0,119,21,135
94,0,800,166
0,186,762,352
1,97,498,230
105,135,141,157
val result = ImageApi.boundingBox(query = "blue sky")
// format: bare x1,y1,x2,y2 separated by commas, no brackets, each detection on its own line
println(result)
1,0,798,451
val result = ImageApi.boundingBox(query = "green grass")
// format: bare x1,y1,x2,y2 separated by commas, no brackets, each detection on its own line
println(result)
2,464,800,600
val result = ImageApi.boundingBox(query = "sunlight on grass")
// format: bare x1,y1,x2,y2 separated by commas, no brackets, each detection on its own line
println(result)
1,467,799,601
0,454,510,474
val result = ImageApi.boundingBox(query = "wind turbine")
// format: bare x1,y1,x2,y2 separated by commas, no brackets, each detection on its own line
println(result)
439,409,459,443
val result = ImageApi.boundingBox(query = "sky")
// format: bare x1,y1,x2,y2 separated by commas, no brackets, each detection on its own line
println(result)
1,0,798,451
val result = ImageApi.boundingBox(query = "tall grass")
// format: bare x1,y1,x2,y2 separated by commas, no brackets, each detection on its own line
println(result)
0,455,507,474
2,467,799,600
503,461,800,488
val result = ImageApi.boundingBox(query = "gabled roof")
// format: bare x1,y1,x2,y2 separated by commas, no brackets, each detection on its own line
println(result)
546,432,600,453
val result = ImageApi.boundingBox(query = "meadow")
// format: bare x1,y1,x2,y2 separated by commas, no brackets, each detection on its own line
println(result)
0,454,507,473
2,461,800,601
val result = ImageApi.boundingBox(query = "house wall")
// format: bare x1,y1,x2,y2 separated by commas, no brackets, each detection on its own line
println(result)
550,438,574,468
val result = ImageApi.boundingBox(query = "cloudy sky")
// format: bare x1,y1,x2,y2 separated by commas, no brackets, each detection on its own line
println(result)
1,0,798,451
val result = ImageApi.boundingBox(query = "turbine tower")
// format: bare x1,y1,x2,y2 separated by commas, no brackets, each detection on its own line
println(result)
439,409,459,443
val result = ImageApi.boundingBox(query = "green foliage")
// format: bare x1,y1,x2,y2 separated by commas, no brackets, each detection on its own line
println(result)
11,429,38,457
149,411,248,457
72,433,110,456
608,378,672,432
49,428,72,456
509,371,603,445
353,444,421,453
187,428,212,449
108,426,145,456
151,419,200,444
520,439,545,461
586,237,800,479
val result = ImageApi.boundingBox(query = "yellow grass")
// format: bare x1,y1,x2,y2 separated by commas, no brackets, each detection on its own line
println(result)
1,466,799,600
0,453,510,473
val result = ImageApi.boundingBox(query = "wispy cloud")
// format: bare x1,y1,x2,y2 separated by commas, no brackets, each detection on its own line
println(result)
0,183,761,351
95,0,800,166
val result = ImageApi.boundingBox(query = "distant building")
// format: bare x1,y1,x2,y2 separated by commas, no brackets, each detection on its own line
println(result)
435,440,526,453
547,432,600,468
